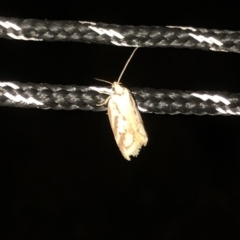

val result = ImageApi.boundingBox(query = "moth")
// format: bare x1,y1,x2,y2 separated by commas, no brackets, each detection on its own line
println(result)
97,48,148,160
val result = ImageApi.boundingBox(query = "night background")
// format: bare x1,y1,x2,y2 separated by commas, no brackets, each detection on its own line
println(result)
1,1,240,239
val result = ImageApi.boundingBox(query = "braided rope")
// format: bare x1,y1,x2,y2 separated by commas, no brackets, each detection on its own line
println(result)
0,81,240,115
0,17,240,53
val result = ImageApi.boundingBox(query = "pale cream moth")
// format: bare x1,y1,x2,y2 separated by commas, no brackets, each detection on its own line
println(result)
97,48,148,160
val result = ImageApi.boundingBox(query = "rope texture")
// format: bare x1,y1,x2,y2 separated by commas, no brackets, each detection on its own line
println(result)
0,81,240,116
0,17,240,54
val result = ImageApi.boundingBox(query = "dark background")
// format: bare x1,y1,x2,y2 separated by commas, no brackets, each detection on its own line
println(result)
1,1,240,239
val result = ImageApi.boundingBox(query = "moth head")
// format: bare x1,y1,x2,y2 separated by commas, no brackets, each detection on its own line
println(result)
112,82,124,94
95,47,138,92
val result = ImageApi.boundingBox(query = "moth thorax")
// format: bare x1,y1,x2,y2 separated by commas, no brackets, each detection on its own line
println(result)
112,82,124,94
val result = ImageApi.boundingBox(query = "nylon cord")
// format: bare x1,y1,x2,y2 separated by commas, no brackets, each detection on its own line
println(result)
0,81,240,116
0,17,240,54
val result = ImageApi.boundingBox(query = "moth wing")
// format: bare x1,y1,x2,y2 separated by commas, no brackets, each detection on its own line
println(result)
107,87,148,160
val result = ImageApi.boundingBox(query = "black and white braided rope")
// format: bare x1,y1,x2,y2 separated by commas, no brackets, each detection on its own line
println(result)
0,81,240,116
0,17,240,54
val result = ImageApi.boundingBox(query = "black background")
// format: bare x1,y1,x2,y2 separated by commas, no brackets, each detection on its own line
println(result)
1,1,240,239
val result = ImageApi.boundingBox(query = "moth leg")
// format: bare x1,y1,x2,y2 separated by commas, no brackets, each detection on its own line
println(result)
97,95,111,106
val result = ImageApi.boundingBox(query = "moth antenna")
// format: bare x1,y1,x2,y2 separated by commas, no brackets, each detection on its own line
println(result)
95,78,112,85
117,47,139,83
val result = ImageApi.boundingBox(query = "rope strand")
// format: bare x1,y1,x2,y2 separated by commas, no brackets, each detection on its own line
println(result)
0,81,240,115
0,17,240,53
